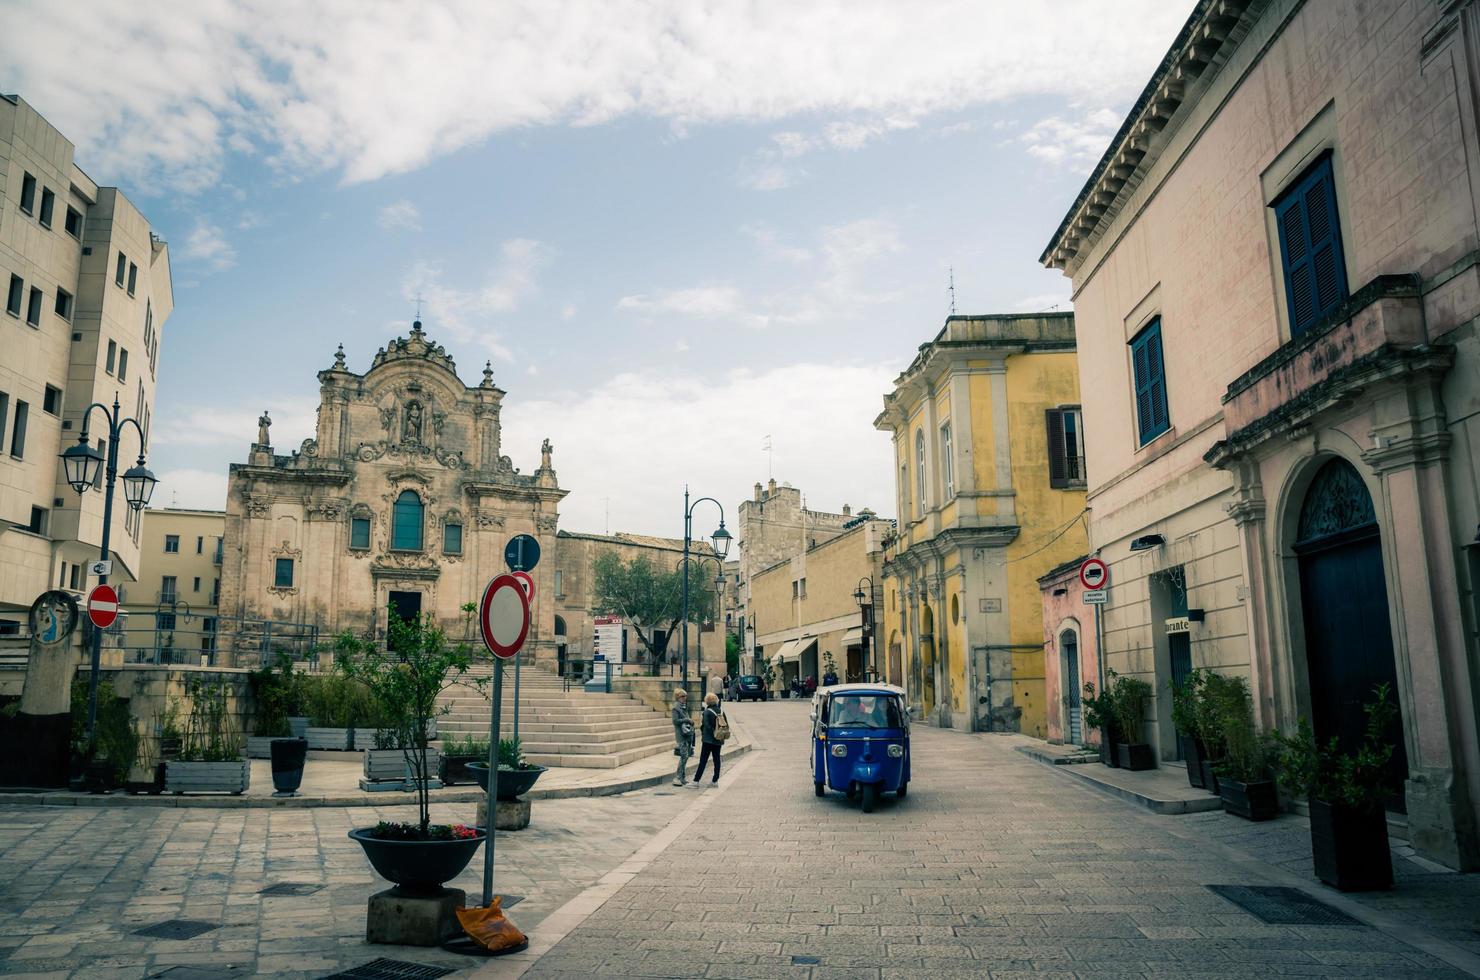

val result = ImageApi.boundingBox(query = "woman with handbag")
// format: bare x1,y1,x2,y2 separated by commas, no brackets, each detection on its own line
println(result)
694,693,730,785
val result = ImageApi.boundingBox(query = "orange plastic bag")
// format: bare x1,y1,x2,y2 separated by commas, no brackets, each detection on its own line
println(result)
456,898,527,953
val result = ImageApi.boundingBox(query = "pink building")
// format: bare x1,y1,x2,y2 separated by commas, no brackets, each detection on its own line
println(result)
1039,557,1103,748
1041,0,1480,869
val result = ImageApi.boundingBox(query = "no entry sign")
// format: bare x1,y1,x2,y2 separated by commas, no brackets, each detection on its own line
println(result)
1079,557,1109,591
87,585,119,629
511,570,536,606
479,573,530,660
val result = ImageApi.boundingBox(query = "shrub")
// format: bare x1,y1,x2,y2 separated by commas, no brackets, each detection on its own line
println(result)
1110,674,1152,746
1169,667,1208,744
1272,683,1397,813
178,677,243,762
70,679,139,783
1208,674,1270,782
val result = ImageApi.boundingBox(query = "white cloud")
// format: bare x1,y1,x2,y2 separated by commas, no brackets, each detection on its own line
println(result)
377,199,421,231
179,219,236,270
150,469,229,512
400,238,552,361
1017,107,1124,166
742,224,812,265
503,361,898,536
152,398,319,449
0,1,1193,190
618,217,901,329
236,209,264,229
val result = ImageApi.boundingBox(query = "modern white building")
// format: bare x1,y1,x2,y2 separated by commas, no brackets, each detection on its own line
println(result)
0,94,173,633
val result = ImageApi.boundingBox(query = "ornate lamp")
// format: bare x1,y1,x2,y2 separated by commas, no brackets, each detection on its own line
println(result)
121,457,158,511
60,437,105,494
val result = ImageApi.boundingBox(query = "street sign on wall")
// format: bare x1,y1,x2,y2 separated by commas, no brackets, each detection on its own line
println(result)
1082,589,1108,604
1079,557,1109,591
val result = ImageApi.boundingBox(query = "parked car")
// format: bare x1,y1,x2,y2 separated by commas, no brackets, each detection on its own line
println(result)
735,675,769,701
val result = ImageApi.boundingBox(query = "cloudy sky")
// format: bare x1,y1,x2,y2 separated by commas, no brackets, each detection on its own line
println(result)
4,0,1193,537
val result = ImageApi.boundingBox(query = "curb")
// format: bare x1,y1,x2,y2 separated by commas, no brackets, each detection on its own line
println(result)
1016,744,1223,815
0,741,752,809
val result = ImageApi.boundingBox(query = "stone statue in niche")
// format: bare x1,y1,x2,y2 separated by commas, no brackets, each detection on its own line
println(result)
257,410,272,446
403,401,424,445
541,438,553,470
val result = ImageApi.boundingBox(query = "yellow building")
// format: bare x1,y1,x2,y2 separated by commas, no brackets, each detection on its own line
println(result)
875,314,1087,735
124,508,226,664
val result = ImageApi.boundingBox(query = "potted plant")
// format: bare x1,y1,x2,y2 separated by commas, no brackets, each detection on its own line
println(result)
1169,668,1209,789
1194,671,1228,793
1211,675,1277,820
341,607,486,897
1081,681,1118,768
439,735,490,786
466,737,548,801
299,673,362,750
1111,675,1155,770
69,679,139,794
247,653,295,758
1273,684,1398,891
165,677,250,794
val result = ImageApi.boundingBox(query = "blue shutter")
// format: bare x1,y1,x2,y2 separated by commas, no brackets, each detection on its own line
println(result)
1274,155,1347,336
1130,319,1170,444
391,491,424,550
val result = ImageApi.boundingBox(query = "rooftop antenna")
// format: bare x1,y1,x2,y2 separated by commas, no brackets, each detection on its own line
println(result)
763,434,773,480
604,497,610,535
948,267,957,316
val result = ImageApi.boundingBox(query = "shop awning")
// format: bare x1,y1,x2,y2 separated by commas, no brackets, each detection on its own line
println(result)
841,627,864,647
771,638,802,665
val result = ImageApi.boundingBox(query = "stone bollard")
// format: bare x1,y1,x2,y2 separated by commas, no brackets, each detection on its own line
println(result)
366,886,465,946
476,797,532,831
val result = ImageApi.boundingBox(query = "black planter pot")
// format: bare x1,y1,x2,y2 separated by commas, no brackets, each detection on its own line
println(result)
348,828,485,894
269,738,308,796
1099,726,1120,768
1309,798,1393,891
1116,743,1156,771
1184,738,1207,789
1219,777,1279,821
83,759,116,794
466,762,548,801
1200,758,1221,795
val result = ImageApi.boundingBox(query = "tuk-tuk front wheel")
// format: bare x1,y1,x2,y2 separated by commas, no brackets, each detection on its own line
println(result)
814,781,824,797
861,784,877,813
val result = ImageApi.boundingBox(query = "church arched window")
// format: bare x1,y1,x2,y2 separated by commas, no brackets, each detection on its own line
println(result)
391,490,424,551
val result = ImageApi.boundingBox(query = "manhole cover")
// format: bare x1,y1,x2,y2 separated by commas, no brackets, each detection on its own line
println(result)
320,960,455,980
791,955,820,965
259,882,324,896
133,920,220,940
1207,885,1363,926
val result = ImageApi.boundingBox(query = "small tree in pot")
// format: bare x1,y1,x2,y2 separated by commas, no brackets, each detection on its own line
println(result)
1169,668,1209,789
1081,681,1118,768
1110,674,1154,770
1210,675,1277,820
1273,684,1398,891
1193,671,1228,793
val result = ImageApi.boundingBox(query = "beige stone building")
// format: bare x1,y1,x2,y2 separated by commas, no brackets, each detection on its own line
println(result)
734,479,857,670
750,515,890,688
219,321,567,665
0,94,172,633
551,529,714,677
1041,0,1479,867
121,508,225,664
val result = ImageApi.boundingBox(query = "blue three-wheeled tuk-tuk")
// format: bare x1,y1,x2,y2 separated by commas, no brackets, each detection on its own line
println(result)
810,683,910,813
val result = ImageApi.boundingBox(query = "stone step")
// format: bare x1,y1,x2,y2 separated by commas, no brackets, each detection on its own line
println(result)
517,732,672,755
523,743,678,769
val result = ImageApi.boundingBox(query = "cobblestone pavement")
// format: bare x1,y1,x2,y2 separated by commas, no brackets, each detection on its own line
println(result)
524,700,1480,980
0,785,693,978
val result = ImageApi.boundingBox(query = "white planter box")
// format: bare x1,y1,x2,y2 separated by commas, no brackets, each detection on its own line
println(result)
165,760,251,795
363,747,442,782
246,736,277,759
305,727,352,750
288,716,309,738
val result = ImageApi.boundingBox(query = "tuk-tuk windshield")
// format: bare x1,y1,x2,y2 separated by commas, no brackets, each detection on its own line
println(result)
826,693,905,729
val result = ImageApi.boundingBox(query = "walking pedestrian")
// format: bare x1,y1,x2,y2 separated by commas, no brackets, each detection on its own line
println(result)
672,688,694,786
694,693,729,785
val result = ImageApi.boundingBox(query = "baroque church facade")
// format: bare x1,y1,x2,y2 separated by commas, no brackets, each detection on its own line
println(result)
218,321,567,664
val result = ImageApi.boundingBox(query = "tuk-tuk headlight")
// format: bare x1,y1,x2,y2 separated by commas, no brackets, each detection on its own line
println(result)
887,744,904,758
830,743,848,757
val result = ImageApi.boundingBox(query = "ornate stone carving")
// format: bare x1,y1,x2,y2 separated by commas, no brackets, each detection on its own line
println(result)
379,406,397,434
267,539,303,597
256,410,272,446
1295,458,1377,544
333,344,347,370
476,512,506,529
245,496,272,517
403,400,424,445
307,500,343,522
299,438,318,458
358,441,388,462
536,514,559,533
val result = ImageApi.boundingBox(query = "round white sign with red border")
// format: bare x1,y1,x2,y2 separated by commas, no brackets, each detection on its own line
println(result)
1079,557,1109,591
479,573,530,660
511,570,536,607
87,584,120,629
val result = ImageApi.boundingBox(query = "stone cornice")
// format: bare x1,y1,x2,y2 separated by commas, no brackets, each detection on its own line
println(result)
1041,0,1255,270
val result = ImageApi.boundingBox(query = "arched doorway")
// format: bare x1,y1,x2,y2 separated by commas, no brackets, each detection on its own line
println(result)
1061,629,1082,744
1294,457,1408,811
554,615,568,676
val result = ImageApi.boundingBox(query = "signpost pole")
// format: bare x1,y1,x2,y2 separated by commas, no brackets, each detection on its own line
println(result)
481,655,503,908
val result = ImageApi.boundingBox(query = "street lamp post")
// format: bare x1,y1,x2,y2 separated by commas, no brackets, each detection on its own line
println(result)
59,395,158,744
681,487,730,708
676,555,724,698
853,576,876,682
